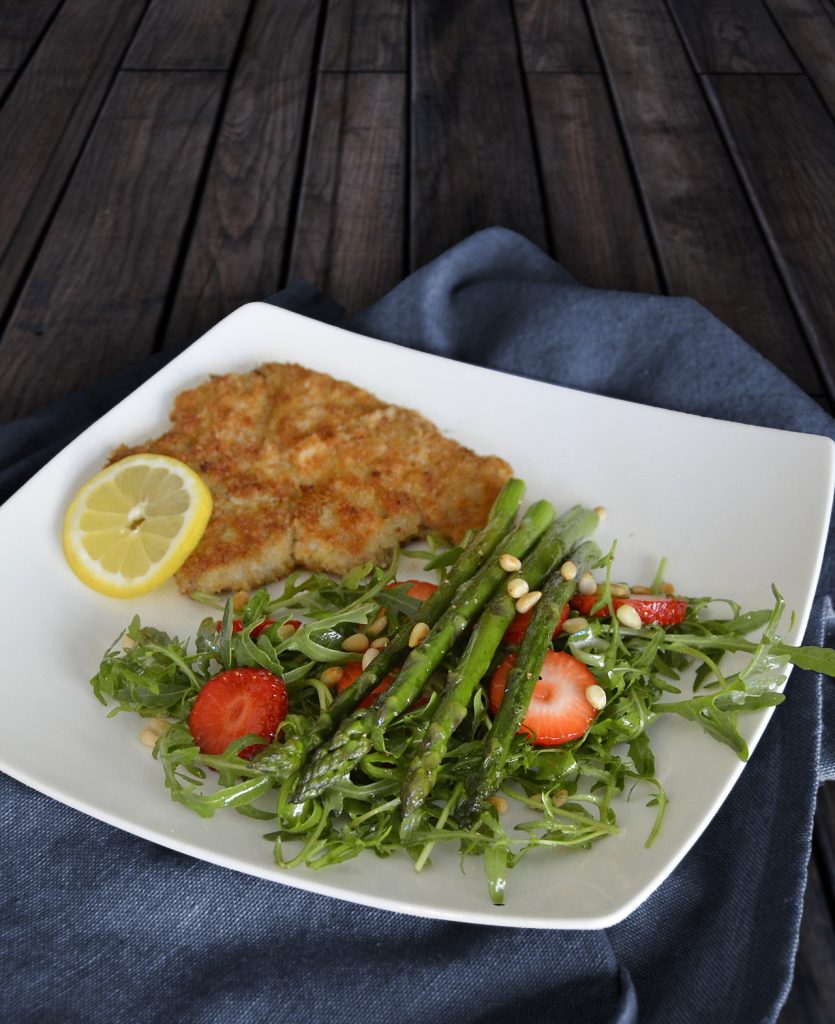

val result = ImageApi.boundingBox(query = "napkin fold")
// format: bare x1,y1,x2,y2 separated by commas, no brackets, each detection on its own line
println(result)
2,228,833,1024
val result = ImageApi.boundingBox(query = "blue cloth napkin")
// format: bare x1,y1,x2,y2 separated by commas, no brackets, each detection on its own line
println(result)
2,228,833,1023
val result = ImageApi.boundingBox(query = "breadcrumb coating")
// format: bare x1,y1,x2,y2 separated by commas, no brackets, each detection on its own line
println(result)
111,363,512,593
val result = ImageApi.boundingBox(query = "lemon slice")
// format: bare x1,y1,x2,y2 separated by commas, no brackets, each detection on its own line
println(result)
63,454,212,597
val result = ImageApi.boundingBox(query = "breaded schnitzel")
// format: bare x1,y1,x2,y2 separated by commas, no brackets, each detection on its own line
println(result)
111,363,512,594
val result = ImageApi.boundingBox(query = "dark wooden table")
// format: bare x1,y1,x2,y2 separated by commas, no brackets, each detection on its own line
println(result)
1,1,833,1017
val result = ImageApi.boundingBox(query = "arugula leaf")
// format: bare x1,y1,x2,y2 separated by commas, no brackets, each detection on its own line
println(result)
90,542,834,908
775,642,835,674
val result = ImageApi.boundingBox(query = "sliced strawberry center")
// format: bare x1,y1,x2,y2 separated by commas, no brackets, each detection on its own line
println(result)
489,651,600,747
188,668,288,759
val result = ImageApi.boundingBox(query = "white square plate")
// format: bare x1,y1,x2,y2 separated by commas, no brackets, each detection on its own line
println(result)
1,303,832,929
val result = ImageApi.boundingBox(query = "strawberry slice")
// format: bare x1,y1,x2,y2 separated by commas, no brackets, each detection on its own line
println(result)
504,604,569,645
569,594,687,626
188,668,288,759
489,651,600,746
385,579,438,602
337,660,397,709
336,661,428,709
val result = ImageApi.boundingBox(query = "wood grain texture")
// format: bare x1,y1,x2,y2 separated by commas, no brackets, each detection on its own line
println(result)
0,71,223,422
288,71,406,315
411,0,548,269
123,0,251,70
586,0,822,396
0,0,63,70
705,73,835,398
0,0,831,1013
667,0,800,72
0,0,148,323
527,73,660,293
513,0,599,72
321,0,407,70
766,0,835,120
163,0,322,346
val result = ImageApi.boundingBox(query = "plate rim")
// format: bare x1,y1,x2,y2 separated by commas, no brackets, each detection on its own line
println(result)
1,300,833,930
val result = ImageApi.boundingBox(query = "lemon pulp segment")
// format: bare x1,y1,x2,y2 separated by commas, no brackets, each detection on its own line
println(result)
62,454,213,597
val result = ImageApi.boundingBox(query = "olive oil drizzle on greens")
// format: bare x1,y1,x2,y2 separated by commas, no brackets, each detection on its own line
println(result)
91,489,835,906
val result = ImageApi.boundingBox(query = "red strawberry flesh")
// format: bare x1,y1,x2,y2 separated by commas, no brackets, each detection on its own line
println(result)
504,603,569,645
489,651,599,747
188,668,288,759
337,661,396,709
569,594,687,626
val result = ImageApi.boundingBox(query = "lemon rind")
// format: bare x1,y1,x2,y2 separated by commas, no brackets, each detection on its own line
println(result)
62,454,212,598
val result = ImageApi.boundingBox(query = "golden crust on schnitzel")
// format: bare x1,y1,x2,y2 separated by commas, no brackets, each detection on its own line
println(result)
111,363,512,593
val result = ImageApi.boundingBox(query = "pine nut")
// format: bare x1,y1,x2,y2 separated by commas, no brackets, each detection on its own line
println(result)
489,795,509,814
409,622,430,648
585,684,607,710
499,552,522,572
507,577,529,599
610,583,630,598
559,560,577,581
320,666,344,686
342,632,369,653
594,506,607,522
362,647,380,670
616,604,642,630
277,622,297,640
232,590,250,612
516,590,542,614
563,616,589,634
366,611,388,637
552,788,569,807
661,582,676,595
370,636,389,650
122,634,136,650
139,728,158,749
578,572,597,595
147,718,170,737
631,585,653,595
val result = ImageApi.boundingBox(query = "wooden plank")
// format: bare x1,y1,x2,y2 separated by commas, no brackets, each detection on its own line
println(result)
321,0,407,71
777,842,835,1022
705,73,835,398
667,0,800,72
123,0,251,70
585,0,823,397
288,72,406,316
0,0,148,325
0,0,63,71
527,73,660,293
411,0,548,270
766,0,835,121
0,71,224,423
163,0,322,347
512,0,599,72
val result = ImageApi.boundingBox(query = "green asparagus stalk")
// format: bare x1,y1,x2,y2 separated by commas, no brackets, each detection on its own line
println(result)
307,478,526,736
251,479,525,777
399,507,601,837
292,499,556,801
456,539,601,826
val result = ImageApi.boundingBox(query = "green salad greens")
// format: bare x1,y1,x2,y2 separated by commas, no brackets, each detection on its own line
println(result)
90,479,835,905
